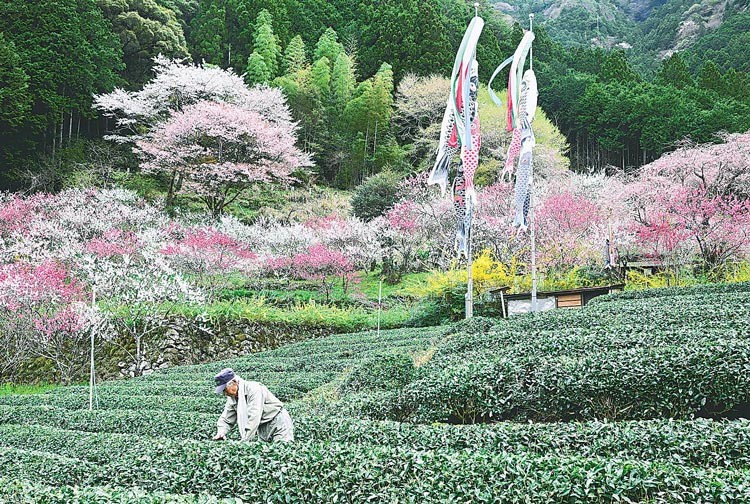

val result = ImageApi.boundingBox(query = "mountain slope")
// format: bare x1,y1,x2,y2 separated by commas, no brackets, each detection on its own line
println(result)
493,0,748,63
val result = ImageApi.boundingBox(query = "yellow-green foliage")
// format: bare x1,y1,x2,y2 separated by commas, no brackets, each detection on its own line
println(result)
411,250,530,298
476,87,570,180
625,270,699,290
721,262,750,283
414,251,621,299
0,384,58,396
171,297,410,333
541,266,592,291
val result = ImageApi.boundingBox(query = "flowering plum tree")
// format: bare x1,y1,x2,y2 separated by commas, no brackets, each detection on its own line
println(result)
136,101,312,217
381,200,426,280
472,182,525,265
161,226,256,299
78,227,203,376
536,190,605,271
304,215,383,272
292,244,356,301
626,133,750,271
0,261,90,384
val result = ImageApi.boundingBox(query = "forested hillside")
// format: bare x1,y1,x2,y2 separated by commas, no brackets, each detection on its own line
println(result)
495,0,749,67
1,0,749,185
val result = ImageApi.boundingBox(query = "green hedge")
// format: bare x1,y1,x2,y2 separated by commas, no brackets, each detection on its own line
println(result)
1,425,749,502
3,406,750,469
362,338,750,423
0,477,231,503
339,353,416,394
345,289,750,423
590,281,750,304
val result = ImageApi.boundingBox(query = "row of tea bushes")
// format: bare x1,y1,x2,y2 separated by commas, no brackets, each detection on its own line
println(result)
590,281,750,304
338,288,750,423
2,405,750,469
1,424,749,502
0,477,231,504
372,337,750,423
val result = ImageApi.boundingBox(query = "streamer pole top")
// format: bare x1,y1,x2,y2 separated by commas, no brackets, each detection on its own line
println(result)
529,14,534,69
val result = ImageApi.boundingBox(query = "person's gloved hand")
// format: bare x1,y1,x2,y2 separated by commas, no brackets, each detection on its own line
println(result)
212,433,226,441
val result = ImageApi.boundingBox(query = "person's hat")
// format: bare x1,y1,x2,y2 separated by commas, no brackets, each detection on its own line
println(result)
214,368,235,394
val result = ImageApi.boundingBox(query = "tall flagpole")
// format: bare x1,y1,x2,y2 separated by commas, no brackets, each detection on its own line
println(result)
529,13,538,313
466,225,473,319
466,2,479,320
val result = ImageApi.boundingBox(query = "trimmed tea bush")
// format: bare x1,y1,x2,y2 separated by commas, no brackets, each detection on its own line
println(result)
2,284,749,501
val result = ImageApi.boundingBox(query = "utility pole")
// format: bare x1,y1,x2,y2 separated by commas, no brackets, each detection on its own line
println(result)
465,225,474,319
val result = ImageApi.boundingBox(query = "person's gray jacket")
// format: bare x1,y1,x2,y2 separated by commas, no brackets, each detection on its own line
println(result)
216,380,284,440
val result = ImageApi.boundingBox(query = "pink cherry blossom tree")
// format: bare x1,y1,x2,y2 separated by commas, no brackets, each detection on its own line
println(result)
136,101,313,217
94,56,295,143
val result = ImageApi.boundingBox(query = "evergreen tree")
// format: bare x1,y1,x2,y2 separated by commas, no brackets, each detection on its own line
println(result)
314,28,344,70
330,52,356,113
253,9,281,78
311,57,331,97
190,0,226,65
255,8,273,28
357,0,452,80
283,35,307,75
226,0,255,70
367,63,394,130
724,68,750,103
0,0,122,157
0,33,30,128
599,50,641,84
97,0,190,86
245,51,270,85
656,53,694,89
698,60,724,94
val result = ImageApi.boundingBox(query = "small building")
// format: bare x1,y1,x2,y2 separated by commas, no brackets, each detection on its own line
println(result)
485,284,625,317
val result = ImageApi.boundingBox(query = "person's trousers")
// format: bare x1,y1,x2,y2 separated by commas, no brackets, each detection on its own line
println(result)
258,408,294,442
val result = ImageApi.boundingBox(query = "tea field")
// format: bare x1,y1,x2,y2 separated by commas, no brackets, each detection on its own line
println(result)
1,283,749,502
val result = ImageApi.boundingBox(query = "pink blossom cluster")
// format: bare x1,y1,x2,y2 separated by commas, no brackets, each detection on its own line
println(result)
535,190,605,270
624,133,750,268
389,131,750,274
386,201,419,232
87,228,140,258
0,261,86,338
291,244,357,299
0,194,46,235
161,227,257,273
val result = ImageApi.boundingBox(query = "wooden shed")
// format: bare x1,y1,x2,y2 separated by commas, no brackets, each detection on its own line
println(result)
485,284,625,317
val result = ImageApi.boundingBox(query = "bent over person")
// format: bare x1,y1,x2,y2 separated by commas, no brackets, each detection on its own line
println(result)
212,368,294,442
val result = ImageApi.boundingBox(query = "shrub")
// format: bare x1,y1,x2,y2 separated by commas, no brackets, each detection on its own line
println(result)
351,171,402,221
1,424,750,502
339,353,416,394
